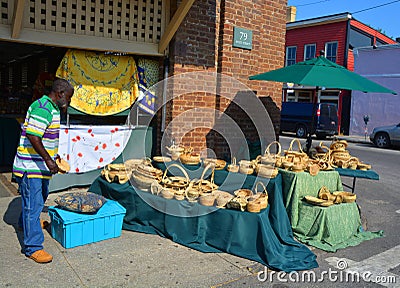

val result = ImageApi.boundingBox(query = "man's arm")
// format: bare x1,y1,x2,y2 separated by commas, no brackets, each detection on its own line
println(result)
26,134,59,174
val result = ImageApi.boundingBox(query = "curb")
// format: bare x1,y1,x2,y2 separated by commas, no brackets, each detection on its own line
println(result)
336,136,371,145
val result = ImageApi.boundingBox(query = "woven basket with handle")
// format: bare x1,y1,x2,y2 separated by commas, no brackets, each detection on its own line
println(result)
258,140,282,165
161,163,190,192
190,164,219,195
252,181,269,209
284,138,309,165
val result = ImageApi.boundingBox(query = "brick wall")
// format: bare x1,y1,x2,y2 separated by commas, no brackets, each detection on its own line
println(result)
164,0,286,159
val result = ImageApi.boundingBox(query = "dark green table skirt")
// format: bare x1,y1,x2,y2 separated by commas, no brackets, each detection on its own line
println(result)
335,168,379,180
89,173,318,272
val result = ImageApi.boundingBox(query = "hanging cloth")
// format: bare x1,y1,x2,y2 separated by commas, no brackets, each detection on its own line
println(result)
56,49,139,116
137,58,159,115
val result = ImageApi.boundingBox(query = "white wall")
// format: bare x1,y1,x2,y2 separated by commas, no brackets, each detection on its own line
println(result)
350,45,400,135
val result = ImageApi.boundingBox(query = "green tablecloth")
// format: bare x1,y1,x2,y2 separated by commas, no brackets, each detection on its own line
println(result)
89,172,318,272
279,169,383,252
335,168,379,180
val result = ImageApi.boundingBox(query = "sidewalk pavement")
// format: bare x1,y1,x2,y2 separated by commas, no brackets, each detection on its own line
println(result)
0,135,370,287
0,189,265,288
335,134,372,145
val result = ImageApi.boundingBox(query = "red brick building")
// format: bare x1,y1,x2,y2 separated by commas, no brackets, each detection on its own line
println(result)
0,0,287,163
284,11,396,134
167,0,286,157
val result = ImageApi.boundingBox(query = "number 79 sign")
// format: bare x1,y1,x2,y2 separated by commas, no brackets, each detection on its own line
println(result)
233,27,253,50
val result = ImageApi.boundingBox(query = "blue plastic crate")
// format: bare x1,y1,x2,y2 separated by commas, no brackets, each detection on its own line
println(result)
48,199,126,249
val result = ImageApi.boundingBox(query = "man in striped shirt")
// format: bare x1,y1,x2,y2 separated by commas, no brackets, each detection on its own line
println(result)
13,78,74,263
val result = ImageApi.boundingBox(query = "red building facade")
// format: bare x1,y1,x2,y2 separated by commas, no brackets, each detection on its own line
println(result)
285,12,396,134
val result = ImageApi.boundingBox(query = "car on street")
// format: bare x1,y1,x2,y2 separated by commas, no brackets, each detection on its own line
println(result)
280,102,338,139
369,122,400,148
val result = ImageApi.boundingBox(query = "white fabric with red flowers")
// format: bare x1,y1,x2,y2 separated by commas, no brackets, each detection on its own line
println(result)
58,125,132,173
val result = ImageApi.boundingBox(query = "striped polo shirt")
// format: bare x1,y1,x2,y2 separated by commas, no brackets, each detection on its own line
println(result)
13,95,60,179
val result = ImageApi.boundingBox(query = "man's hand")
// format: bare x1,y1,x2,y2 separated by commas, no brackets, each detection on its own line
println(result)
45,158,59,174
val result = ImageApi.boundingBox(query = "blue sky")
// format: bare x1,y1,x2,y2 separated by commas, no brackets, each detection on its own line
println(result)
287,0,400,39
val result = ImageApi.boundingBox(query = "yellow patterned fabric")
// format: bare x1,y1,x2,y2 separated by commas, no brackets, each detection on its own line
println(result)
56,49,139,116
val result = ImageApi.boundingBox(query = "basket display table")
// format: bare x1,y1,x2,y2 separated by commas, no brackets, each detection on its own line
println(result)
279,169,382,252
335,168,379,193
89,171,318,272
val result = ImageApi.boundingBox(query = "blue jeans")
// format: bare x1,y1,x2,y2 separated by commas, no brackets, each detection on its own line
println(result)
16,174,50,256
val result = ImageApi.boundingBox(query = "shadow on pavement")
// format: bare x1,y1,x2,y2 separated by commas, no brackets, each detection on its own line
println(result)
3,197,24,251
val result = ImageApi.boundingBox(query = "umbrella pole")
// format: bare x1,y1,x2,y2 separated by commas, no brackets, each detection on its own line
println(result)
306,86,319,153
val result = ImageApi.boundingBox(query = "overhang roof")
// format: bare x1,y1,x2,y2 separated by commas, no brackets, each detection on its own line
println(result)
287,12,352,30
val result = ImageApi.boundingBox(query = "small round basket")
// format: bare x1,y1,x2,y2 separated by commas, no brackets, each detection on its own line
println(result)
306,163,320,176
203,158,226,170
199,194,216,206
174,190,185,201
179,148,201,165
255,163,278,178
329,140,348,152
227,157,239,173
247,201,261,213
357,163,372,171
212,190,234,208
166,144,185,161
282,161,294,170
102,163,131,184
226,196,248,211
160,188,175,199
239,160,254,175
136,161,163,178
185,182,200,202
333,191,356,203
124,158,147,171
56,158,70,174
291,163,305,172
131,170,159,190
234,188,252,198
153,156,172,163
304,195,334,207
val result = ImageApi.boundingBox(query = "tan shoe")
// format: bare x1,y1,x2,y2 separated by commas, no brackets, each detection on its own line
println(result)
28,250,53,263
41,220,50,229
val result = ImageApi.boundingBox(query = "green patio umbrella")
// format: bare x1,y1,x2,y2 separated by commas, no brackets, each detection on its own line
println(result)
249,55,396,152
249,56,396,94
